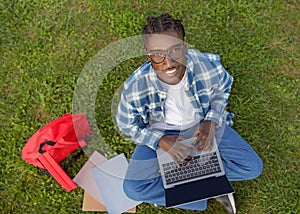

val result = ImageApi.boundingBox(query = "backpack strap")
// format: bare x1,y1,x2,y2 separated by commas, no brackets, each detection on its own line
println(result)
37,141,77,191
38,152,77,191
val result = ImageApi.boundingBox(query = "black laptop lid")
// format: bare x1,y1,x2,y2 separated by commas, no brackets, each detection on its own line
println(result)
165,175,234,207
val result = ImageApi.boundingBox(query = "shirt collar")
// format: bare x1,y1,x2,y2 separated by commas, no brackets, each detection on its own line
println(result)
148,63,166,92
185,52,196,90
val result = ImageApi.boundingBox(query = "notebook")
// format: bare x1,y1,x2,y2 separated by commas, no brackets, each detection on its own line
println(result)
156,137,234,207
73,151,141,213
91,153,142,214
82,191,136,213
73,151,107,204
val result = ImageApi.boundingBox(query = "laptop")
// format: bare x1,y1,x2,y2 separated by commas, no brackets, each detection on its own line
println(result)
156,137,234,207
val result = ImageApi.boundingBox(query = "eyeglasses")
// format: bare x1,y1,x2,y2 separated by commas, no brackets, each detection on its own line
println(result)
146,44,186,64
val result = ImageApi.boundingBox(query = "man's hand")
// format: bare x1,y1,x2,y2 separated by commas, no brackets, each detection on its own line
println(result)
192,120,216,151
158,135,193,167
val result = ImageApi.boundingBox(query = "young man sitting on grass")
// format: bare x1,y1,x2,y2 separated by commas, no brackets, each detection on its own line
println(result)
116,13,263,214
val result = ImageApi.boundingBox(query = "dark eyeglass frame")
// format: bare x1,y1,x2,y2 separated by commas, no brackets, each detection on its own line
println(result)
145,43,186,64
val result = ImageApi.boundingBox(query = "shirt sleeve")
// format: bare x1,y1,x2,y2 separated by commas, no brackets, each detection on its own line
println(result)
204,58,233,126
116,91,164,150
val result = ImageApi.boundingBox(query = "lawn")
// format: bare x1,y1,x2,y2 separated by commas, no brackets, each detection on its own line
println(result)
0,0,299,213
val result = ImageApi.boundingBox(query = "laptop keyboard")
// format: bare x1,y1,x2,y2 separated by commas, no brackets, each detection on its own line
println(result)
162,152,222,185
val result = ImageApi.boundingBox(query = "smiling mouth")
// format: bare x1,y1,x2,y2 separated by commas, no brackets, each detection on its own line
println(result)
165,68,177,75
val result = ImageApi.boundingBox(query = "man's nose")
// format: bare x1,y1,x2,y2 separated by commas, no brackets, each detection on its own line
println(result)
163,56,175,67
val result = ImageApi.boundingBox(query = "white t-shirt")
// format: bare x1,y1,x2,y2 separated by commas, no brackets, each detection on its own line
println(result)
151,71,202,130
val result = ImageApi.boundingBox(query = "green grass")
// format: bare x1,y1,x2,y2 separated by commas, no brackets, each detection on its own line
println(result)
1,0,299,213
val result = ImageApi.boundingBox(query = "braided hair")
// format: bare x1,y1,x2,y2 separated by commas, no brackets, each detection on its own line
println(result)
142,13,185,45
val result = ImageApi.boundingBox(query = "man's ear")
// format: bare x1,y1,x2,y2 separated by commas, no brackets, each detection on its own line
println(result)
144,48,151,60
183,41,188,54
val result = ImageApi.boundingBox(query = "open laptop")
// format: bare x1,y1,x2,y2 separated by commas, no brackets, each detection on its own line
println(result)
156,137,234,207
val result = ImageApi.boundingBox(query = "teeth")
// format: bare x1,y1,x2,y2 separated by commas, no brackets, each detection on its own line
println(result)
166,69,176,74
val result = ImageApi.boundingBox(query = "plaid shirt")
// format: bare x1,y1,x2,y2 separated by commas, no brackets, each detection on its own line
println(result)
116,49,234,150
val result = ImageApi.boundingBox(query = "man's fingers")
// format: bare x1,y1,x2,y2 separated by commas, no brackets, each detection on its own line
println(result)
172,152,193,168
193,132,204,146
178,144,193,153
197,135,207,150
176,150,189,161
198,137,214,151
192,129,200,138
183,155,193,166
204,139,214,151
169,142,192,154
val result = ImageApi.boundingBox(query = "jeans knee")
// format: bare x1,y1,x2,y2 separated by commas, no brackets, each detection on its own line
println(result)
123,179,141,201
249,155,263,179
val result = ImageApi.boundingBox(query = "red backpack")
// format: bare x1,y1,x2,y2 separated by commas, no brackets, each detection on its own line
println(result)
22,114,90,191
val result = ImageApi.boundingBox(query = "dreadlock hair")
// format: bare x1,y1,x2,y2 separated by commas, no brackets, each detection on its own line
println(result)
142,13,185,45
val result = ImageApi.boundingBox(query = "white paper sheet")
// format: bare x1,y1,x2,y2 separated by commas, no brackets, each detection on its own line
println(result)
91,153,142,214
73,151,107,203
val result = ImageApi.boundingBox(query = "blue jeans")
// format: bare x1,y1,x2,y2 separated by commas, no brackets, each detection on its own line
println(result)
123,124,263,211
